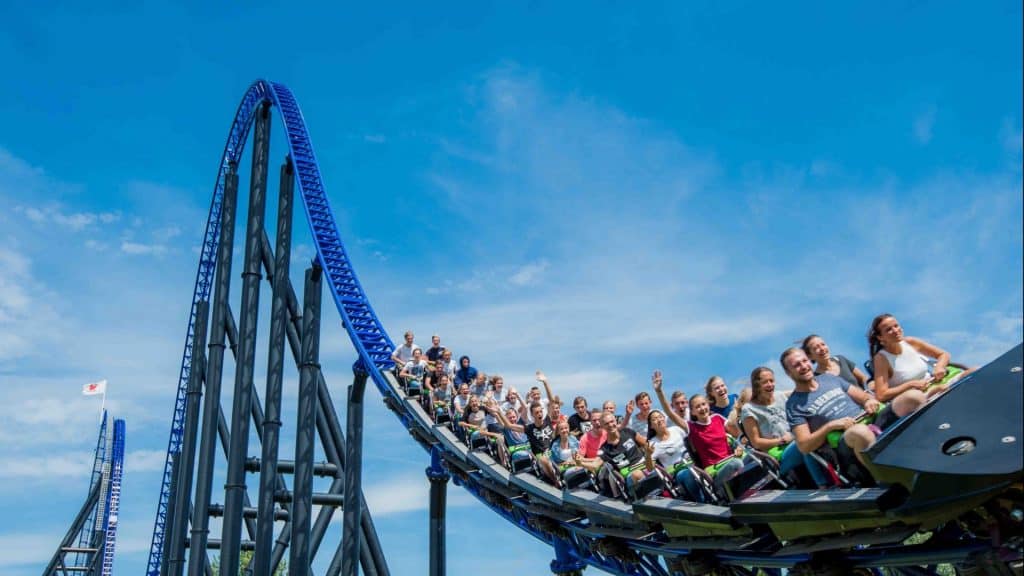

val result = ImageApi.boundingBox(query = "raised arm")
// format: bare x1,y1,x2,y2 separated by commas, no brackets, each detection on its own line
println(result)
652,370,689,432
536,370,556,404
487,402,524,433
621,399,635,430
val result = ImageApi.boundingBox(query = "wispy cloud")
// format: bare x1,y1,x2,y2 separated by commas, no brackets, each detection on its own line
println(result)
0,451,93,479
0,245,64,363
16,204,121,231
120,241,168,255
393,67,1022,399
359,473,476,517
125,449,168,472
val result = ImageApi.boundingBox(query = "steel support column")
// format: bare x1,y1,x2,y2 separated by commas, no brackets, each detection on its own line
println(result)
257,230,387,575
43,481,102,576
338,364,369,576
167,301,209,576
289,264,322,575
253,157,294,576
221,101,271,576
187,162,239,576
426,446,450,576
162,451,180,576
551,537,586,576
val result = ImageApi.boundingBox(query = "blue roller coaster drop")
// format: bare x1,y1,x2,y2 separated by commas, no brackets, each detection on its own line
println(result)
140,81,1022,576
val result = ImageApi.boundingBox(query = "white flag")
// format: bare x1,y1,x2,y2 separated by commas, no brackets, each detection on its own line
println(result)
82,380,107,396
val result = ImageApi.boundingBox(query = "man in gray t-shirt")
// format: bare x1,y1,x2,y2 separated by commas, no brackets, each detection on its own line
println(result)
780,348,881,467
786,374,864,433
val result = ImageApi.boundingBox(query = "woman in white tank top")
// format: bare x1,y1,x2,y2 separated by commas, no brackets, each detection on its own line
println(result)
868,314,973,410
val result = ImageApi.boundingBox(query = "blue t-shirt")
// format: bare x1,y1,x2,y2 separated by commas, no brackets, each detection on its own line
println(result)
709,393,738,419
786,374,863,432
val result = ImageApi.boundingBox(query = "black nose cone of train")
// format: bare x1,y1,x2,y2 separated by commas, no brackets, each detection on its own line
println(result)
865,343,1024,515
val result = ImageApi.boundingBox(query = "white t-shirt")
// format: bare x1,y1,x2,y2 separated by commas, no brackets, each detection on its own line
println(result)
650,426,689,469
393,343,417,364
402,359,428,381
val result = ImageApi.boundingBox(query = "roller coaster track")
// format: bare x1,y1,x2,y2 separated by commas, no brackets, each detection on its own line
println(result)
149,80,1024,576
46,412,126,576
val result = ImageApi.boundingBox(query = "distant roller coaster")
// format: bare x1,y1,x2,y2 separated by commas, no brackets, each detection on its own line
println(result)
147,80,1023,576
46,411,126,576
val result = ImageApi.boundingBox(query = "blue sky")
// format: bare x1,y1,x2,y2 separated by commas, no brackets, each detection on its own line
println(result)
1,2,1021,574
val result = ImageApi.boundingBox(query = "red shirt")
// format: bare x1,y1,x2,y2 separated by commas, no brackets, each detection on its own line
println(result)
578,429,607,459
688,414,731,466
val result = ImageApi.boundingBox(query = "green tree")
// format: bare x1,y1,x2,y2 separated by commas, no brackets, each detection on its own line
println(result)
209,551,287,576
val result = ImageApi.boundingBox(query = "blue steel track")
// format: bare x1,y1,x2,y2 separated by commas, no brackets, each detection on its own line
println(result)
148,80,1018,576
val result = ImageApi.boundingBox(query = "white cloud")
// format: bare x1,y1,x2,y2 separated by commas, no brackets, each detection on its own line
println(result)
0,451,93,479
0,532,65,569
359,473,476,516
398,67,1022,404
509,260,548,286
125,449,168,472
120,241,167,255
0,245,64,363
914,107,936,144
15,204,121,231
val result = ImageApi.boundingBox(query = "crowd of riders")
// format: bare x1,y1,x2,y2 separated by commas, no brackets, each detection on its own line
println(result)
392,313,974,504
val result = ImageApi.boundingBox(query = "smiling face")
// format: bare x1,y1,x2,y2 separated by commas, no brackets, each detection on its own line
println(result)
671,392,688,414
557,420,570,436
574,398,588,417
782,349,816,384
648,410,667,433
588,409,604,434
599,413,617,431
752,368,776,402
602,401,616,414
458,384,470,396
805,336,829,361
704,375,729,397
404,331,414,345
431,335,440,347
550,402,562,420
636,393,652,413
690,396,711,421
876,316,905,347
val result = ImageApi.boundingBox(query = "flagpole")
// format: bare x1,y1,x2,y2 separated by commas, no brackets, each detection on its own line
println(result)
101,389,106,422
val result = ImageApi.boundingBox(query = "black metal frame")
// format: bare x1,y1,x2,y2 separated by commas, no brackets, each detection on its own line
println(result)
162,104,390,576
